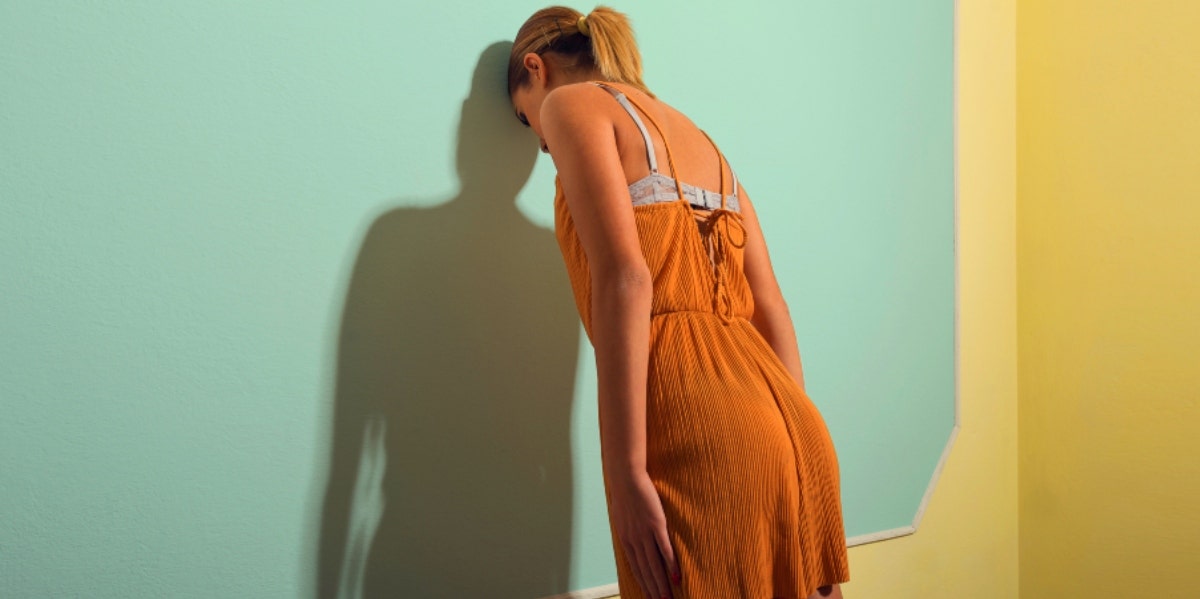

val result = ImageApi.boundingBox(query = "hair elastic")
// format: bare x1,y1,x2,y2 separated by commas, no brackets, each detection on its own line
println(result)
577,14,590,36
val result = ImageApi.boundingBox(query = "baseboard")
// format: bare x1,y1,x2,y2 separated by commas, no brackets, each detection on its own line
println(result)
538,582,621,599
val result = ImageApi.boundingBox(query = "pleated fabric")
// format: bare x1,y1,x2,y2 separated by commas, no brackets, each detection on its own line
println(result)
552,88,850,598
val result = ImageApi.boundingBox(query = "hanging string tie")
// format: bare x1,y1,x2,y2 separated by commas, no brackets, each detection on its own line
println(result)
706,207,746,323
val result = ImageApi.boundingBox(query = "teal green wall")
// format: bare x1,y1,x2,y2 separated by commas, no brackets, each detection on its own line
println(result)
1,1,953,597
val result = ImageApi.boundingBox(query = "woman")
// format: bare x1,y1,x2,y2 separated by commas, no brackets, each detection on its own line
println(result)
508,6,850,599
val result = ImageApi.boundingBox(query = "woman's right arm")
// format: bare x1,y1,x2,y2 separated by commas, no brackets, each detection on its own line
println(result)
738,187,808,392
541,84,681,599
541,84,653,487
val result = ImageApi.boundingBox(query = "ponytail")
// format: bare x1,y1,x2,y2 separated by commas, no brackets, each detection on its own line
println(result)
508,5,655,99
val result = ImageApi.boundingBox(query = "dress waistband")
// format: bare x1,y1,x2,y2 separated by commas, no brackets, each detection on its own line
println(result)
652,309,749,323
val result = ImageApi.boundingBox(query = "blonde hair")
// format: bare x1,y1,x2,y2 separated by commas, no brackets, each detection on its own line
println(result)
507,5,655,99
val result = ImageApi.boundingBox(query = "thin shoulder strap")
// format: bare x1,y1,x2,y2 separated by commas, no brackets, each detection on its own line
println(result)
603,86,690,202
592,82,658,174
699,129,732,210
700,130,734,205
594,82,738,208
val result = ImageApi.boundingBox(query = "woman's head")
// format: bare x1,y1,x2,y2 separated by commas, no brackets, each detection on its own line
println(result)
508,5,653,151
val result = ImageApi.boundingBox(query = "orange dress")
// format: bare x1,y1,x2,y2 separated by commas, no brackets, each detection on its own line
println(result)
554,82,850,598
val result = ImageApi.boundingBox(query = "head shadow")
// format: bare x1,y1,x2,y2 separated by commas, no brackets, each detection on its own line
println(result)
315,41,582,599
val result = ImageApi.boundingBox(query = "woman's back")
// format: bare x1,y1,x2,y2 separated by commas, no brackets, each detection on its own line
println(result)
596,81,736,196
551,80,752,332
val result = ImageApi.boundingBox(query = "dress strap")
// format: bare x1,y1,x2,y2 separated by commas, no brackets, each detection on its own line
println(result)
593,81,738,209
699,130,729,211
592,82,745,323
592,82,658,174
601,85,687,202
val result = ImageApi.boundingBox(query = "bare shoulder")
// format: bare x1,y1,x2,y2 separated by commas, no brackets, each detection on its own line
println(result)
541,82,619,125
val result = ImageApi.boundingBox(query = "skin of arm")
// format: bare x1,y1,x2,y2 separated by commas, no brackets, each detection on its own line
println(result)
737,186,808,392
537,82,685,599
540,83,653,480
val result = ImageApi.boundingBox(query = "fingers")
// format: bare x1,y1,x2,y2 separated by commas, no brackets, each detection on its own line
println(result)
624,538,654,599
653,524,682,586
625,533,675,599
610,473,680,599
642,536,672,599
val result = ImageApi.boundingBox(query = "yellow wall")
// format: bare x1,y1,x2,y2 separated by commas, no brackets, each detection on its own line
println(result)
1017,1,1200,597
843,1,1019,596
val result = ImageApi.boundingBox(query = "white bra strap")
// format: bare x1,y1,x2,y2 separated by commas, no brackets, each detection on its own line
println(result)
593,82,659,173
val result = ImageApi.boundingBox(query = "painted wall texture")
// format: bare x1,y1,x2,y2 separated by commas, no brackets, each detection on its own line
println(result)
1017,1,1200,597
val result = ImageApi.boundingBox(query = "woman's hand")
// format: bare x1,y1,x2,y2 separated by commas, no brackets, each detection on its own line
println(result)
607,470,681,599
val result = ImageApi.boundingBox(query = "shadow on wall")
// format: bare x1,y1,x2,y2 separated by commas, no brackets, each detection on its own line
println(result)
316,42,582,599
